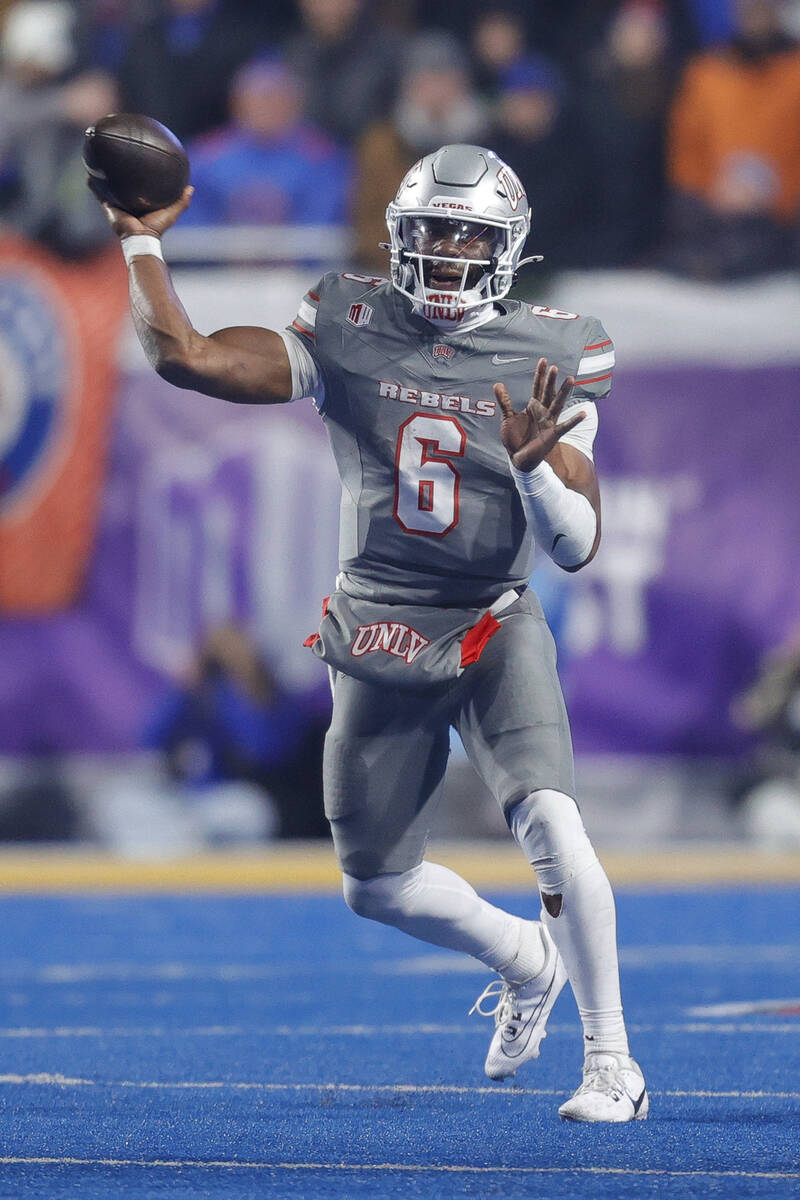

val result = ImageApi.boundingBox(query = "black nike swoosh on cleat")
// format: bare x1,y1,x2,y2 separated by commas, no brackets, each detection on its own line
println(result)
631,1087,647,1115
499,967,556,1059
551,533,566,551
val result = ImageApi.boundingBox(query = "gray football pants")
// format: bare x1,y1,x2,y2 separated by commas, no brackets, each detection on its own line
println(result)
323,591,575,879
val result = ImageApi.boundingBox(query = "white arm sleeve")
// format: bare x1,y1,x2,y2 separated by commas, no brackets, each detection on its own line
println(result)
511,460,597,568
557,400,598,461
278,328,325,404
509,399,599,567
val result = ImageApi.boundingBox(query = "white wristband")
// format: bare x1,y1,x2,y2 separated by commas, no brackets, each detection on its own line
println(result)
121,235,164,266
511,460,597,568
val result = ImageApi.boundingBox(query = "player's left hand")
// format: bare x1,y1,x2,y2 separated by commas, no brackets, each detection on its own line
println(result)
495,358,582,472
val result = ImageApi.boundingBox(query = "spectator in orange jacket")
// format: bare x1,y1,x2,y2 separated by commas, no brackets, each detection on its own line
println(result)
665,0,800,277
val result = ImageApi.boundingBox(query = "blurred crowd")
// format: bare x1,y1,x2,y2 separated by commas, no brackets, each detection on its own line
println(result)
0,0,799,278
0,625,332,848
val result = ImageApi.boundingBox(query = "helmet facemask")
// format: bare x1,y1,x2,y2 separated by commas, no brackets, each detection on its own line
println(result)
395,215,506,319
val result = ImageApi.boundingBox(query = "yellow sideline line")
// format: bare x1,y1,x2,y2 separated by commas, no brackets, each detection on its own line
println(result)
0,842,797,892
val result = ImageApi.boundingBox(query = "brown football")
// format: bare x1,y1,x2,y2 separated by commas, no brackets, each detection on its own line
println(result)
83,113,190,217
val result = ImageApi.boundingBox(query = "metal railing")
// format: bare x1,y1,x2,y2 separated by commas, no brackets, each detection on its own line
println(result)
161,224,354,264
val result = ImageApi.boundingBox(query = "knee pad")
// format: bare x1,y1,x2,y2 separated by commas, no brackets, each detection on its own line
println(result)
509,789,597,900
342,866,422,923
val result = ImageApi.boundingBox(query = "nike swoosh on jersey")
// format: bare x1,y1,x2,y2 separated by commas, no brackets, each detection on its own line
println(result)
492,354,529,365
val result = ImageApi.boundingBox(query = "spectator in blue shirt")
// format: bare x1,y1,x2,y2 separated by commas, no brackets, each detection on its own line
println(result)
142,625,330,838
182,57,352,227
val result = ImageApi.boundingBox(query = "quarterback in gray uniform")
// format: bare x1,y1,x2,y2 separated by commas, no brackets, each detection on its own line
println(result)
98,143,647,1123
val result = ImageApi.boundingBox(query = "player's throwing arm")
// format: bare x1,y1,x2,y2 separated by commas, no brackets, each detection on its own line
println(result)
87,114,293,406
496,358,601,572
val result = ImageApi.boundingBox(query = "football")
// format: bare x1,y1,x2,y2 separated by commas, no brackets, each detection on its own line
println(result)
83,113,190,217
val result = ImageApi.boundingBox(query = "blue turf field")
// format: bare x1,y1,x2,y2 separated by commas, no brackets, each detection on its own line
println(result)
0,886,798,1198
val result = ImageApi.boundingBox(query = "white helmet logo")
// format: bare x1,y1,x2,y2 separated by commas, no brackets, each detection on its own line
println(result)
496,166,525,212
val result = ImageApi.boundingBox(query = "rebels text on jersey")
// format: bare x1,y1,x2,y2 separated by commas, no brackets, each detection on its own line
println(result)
286,272,613,606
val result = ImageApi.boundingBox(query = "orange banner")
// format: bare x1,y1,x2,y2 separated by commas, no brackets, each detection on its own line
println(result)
0,237,128,612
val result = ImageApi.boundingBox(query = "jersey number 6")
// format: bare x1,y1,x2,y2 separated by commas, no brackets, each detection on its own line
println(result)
394,414,466,537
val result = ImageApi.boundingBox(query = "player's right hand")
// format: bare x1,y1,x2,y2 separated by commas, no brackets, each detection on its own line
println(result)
89,181,194,240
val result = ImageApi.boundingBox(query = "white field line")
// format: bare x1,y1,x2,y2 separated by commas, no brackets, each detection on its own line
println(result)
0,1021,798,1040
0,964,279,983
0,944,796,984
0,1157,797,1181
688,999,800,1017
1,1074,799,1101
385,947,800,974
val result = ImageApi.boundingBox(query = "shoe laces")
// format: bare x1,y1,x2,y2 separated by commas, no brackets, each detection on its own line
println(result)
575,1056,629,1102
468,979,519,1028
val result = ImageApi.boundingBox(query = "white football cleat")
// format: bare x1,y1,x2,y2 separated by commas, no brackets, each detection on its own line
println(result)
558,1051,649,1122
470,923,568,1081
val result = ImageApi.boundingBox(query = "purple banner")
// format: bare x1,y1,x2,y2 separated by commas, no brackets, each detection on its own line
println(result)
562,364,800,754
0,372,340,752
0,364,797,756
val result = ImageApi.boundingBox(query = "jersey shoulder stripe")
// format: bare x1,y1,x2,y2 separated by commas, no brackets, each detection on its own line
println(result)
292,298,317,339
573,317,615,400
512,304,615,402
288,271,337,346
290,291,319,341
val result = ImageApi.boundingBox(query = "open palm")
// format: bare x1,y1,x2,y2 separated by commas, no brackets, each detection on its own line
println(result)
495,358,583,472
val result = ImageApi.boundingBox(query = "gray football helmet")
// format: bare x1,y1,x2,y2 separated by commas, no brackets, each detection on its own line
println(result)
385,144,536,317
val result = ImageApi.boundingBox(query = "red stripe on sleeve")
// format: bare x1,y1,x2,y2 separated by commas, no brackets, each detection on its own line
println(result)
576,372,612,385
308,291,320,302
583,339,612,352
292,319,315,338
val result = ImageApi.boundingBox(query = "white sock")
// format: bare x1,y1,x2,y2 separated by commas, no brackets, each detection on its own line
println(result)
342,862,545,984
510,789,630,1057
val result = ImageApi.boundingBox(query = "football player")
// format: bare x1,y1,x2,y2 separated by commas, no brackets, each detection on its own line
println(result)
98,144,647,1122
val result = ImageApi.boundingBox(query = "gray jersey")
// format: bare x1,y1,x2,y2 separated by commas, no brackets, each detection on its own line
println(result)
288,272,613,606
